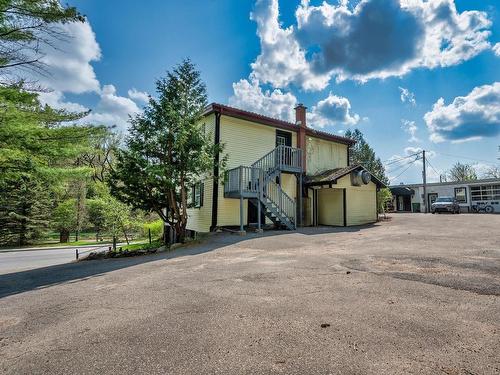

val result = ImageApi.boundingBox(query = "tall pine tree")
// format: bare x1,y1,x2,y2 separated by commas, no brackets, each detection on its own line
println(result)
110,60,226,242
345,129,389,185
0,85,105,245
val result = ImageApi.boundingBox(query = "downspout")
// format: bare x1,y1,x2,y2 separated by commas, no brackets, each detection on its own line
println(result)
210,111,221,231
295,104,307,227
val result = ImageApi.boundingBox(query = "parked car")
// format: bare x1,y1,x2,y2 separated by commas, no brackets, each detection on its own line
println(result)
431,197,461,214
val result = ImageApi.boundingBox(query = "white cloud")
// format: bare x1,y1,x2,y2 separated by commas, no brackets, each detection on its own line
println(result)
229,78,297,121
17,20,146,132
85,85,141,131
249,0,332,91
39,84,143,131
229,78,360,128
38,90,88,113
309,93,360,127
249,0,492,89
399,87,416,106
424,82,500,143
127,88,149,104
401,119,420,142
37,21,101,94
493,43,500,57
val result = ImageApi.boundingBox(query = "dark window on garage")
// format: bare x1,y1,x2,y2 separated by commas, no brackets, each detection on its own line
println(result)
454,187,467,203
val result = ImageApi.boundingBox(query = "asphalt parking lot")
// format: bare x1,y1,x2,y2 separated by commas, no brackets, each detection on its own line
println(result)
0,213,499,374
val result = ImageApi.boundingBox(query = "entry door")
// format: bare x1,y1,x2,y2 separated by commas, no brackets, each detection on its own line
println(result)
428,193,438,208
276,130,292,166
248,200,265,225
276,130,292,147
397,196,404,211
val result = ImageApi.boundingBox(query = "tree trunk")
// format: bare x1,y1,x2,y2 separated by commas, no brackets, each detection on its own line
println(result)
121,223,130,245
60,229,70,243
19,219,27,246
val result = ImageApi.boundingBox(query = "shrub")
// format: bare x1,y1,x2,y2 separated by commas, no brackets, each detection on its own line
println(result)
143,219,163,240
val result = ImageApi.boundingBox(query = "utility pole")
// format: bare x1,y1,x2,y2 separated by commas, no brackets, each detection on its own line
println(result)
422,150,427,213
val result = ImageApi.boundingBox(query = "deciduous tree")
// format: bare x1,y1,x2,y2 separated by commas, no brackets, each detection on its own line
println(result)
447,162,477,182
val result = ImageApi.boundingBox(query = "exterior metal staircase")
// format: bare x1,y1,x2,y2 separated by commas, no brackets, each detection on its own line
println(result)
224,145,302,230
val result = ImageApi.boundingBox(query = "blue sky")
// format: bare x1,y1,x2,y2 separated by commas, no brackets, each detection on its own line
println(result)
39,0,500,184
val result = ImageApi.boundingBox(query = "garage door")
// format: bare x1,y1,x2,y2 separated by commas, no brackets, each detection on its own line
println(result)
347,188,377,226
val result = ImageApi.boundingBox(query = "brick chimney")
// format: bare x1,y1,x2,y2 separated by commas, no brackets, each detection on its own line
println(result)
295,103,307,171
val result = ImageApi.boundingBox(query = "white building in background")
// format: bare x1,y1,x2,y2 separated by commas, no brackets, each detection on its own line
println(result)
389,178,500,214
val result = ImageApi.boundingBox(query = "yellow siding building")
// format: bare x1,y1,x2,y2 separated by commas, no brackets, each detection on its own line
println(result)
186,103,385,233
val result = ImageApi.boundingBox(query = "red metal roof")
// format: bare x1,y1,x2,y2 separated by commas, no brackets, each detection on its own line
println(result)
204,103,356,146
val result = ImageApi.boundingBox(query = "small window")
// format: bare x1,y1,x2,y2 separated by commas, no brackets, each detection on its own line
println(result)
454,187,467,203
192,182,204,208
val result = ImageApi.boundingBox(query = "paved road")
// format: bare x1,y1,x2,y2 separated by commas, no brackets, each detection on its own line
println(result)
0,245,108,275
0,214,499,374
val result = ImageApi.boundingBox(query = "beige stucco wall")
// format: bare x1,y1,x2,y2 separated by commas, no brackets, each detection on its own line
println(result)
217,115,297,227
306,136,348,175
186,114,216,233
310,174,377,227
334,175,377,226
318,188,344,226
281,173,297,200
186,113,369,231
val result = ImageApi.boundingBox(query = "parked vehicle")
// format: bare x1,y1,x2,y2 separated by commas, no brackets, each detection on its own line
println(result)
431,197,460,214
471,202,494,213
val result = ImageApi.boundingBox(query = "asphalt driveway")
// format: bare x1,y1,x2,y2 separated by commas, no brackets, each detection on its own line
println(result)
0,214,499,374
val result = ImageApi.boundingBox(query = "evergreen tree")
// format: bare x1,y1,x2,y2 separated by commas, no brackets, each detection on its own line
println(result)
345,128,389,184
0,0,84,75
345,128,391,214
110,60,226,242
0,85,105,245
0,174,51,245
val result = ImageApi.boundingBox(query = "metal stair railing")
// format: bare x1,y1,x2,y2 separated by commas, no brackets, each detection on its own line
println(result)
224,166,261,196
263,179,296,228
251,145,302,174
224,145,302,230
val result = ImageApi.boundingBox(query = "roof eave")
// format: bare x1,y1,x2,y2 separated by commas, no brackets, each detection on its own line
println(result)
203,103,357,145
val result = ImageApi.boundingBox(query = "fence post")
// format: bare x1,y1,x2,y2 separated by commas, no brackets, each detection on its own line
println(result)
148,228,152,244
113,235,117,251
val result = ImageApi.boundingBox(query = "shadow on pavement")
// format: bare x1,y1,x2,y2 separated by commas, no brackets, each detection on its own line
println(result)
0,224,377,299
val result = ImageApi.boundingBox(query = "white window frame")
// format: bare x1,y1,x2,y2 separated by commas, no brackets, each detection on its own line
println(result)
454,187,467,203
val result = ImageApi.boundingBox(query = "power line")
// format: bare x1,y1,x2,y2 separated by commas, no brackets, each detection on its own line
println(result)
390,158,419,181
434,151,499,166
386,159,416,175
425,158,441,179
384,152,420,166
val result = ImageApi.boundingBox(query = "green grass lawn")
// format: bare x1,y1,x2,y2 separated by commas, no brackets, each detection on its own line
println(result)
117,240,162,252
0,238,148,250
